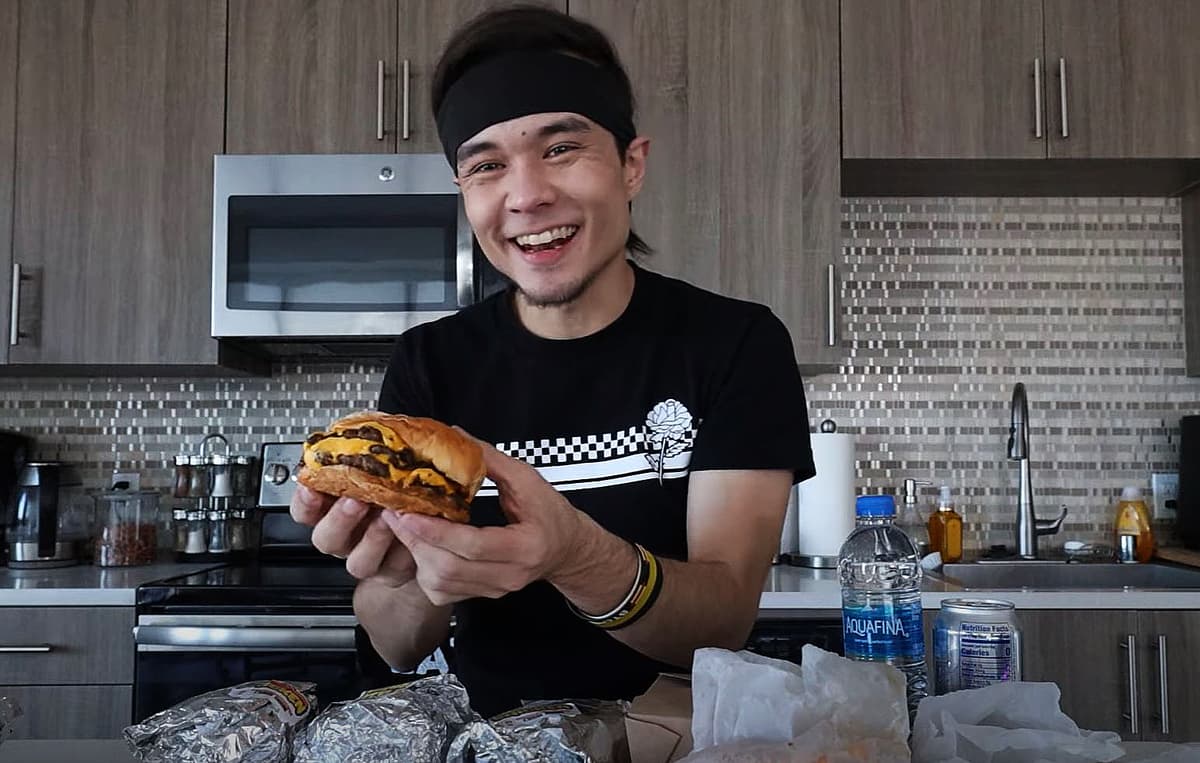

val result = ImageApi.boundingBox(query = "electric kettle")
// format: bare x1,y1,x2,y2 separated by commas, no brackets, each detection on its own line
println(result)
5,461,90,568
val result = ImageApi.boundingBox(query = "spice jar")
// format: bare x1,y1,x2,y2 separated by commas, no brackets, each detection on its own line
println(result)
207,498,230,554
172,455,191,499
184,509,207,554
210,454,233,498
229,508,249,551
231,455,256,497
188,455,210,498
94,490,159,566
172,507,189,553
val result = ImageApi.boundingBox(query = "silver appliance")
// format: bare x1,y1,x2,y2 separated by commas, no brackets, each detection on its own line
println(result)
211,154,504,352
5,461,90,568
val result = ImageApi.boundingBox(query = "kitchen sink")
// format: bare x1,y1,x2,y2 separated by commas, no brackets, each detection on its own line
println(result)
931,561,1200,590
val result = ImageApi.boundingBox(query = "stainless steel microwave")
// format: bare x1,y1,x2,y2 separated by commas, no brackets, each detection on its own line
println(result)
211,154,503,345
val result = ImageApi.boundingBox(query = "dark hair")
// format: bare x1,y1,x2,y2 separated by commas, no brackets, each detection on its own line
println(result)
432,4,651,256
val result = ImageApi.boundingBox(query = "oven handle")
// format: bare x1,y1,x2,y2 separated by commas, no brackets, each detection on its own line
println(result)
133,625,357,653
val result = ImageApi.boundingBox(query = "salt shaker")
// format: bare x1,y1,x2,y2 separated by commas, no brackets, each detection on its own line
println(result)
184,509,207,554
210,454,233,498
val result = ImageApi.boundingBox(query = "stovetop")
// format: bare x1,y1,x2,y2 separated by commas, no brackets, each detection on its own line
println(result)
136,561,356,614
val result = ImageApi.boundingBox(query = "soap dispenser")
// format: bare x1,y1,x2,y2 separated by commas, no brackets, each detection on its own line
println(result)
928,485,964,563
897,478,931,557
1114,486,1155,563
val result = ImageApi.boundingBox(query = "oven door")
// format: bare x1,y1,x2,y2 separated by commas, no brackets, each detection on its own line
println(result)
211,153,480,339
132,614,368,721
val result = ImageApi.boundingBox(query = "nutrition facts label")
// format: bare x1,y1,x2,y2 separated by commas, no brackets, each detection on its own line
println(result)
960,622,1017,686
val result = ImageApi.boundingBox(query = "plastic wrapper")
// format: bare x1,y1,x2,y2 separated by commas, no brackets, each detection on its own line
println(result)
124,679,316,763
293,674,477,763
448,698,630,763
0,696,23,747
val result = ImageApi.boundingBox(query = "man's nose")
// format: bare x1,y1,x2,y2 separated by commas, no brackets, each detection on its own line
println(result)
504,159,556,213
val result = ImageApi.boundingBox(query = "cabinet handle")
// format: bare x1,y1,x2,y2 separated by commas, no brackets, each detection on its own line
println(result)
1120,634,1139,736
1058,57,1069,138
0,644,52,653
376,59,385,141
9,262,22,346
1033,58,1043,138
1153,634,1170,736
826,263,837,347
401,59,411,141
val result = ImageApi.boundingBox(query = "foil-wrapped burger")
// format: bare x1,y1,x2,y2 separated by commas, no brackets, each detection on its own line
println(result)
448,699,630,763
293,674,478,763
124,680,316,763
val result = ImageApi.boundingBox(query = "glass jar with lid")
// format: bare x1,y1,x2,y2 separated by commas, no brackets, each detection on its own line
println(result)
188,455,210,498
172,455,191,499
210,454,233,498
93,490,159,566
184,508,207,554
172,507,189,553
231,455,256,498
207,497,231,553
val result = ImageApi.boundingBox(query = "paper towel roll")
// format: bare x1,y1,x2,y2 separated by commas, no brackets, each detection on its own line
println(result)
778,486,800,556
795,432,857,566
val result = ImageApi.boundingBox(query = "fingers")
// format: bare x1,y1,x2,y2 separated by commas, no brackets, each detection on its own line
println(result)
309,496,371,558
384,511,504,562
290,484,335,526
478,440,528,489
343,513,397,580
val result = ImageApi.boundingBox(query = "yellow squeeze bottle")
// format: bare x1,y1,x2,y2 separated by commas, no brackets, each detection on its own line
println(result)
1114,486,1155,563
927,485,963,563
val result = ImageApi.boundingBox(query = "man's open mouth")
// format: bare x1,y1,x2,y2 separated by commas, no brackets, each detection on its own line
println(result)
511,225,579,253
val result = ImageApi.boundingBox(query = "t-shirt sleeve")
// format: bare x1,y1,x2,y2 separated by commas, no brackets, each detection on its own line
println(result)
688,307,815,484
376,331,434,417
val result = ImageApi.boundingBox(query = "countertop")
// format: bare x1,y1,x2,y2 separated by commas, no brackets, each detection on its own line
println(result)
2,560,1199,609
0,562,217,606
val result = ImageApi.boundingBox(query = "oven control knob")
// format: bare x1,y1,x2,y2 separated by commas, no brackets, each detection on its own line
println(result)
379,166,394,182
267,463,291,485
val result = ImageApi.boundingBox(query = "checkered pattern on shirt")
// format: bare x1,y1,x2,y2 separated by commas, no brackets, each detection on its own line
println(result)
497,426,699,467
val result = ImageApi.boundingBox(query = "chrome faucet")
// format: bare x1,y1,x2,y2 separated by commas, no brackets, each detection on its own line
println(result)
1007,382,1067,559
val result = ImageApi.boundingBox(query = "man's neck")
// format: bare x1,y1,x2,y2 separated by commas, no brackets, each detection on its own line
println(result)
514,257,636,340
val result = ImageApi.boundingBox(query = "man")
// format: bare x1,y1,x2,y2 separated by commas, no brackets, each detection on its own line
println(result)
291,5,814,716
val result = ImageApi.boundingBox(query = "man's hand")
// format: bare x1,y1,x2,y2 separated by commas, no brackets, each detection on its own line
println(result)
290,484,416,588
380,441,604,606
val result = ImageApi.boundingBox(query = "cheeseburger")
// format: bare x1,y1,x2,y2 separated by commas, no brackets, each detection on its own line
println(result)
298,412,484,523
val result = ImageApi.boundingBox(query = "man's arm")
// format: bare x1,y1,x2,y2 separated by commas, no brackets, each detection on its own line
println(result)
354,577,452,671
551,469,791,666
384,447,792,669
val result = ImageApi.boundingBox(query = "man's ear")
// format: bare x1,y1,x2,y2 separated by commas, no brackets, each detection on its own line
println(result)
623,136,650,201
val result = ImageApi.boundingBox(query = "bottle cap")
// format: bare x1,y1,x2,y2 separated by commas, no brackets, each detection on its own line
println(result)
855,494,895,517
1121,486,1143,501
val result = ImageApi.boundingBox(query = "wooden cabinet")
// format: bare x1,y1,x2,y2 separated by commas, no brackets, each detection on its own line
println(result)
228,0,565,155
8,0,226,367
1044,0,1200,158
0,0,16,366
0,606,135,739
227,0,397,154
571,0,842,367
843,0,1200,161
1136,611,1200,743
841,0,1045,160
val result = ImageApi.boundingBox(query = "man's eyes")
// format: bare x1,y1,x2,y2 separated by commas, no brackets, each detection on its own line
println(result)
466,161,502,176
466,144,579,175
546,143,579,158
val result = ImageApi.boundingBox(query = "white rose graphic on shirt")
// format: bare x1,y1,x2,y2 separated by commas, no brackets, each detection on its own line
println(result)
645,399,693,483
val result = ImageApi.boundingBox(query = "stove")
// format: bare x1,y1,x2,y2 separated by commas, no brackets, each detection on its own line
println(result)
136,561,356,614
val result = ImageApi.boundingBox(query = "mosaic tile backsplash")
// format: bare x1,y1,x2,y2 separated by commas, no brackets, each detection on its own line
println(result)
1,197,1197,552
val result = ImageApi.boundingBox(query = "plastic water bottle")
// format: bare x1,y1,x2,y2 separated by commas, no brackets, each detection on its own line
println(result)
838,494,928,719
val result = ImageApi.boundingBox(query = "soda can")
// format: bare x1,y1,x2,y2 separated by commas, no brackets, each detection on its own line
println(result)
933,598,1021,694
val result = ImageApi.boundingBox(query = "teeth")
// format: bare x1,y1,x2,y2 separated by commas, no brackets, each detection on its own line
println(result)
515,225,578,247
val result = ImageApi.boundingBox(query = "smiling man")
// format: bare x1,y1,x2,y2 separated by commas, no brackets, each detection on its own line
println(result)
290,5,815,716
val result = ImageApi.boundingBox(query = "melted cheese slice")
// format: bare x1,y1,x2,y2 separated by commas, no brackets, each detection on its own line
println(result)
405,468,448,490
305,434,412,483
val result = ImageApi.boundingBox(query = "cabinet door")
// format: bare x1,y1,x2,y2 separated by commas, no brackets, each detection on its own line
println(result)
0,0,16,365
227,0,397,153
11,0,225,365
396,0,566,154
571,0,841,365
0,685,132,739
1045,0,1200,158
841,0,1045,159
1137,611,1200,743
1019,610,1138,737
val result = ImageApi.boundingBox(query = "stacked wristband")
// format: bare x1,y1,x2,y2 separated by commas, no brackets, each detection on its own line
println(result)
567,542,663,631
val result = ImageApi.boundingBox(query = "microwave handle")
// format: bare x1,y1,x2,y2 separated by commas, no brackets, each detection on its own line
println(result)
456,218,476,308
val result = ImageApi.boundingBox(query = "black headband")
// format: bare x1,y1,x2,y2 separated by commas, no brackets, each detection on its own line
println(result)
435,50,636,168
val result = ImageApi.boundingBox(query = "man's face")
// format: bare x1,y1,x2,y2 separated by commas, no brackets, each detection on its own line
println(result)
454,112,647,308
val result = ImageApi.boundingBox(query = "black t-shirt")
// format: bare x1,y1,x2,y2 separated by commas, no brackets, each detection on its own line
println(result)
376,262,814,716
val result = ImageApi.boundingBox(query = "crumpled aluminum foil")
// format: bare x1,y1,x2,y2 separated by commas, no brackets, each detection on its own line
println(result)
124,680,316,763
0,696,24,747
293,673,478,763
447,699,630,763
